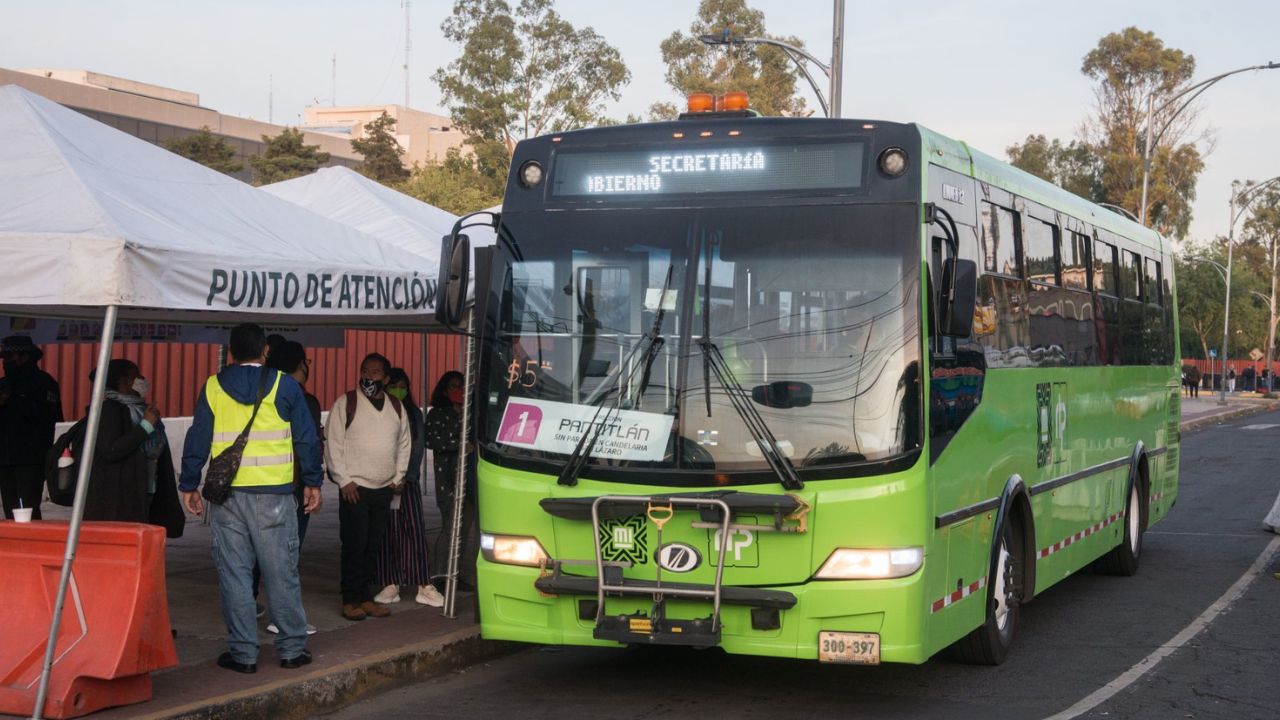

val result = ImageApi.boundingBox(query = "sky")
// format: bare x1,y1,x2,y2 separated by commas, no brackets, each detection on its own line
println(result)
3,0,1278,242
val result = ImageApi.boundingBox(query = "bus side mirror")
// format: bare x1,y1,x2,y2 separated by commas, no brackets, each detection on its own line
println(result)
942,259,977,338
435,233,471,328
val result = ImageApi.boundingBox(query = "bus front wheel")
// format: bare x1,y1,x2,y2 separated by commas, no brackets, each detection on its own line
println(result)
950,519,1023,665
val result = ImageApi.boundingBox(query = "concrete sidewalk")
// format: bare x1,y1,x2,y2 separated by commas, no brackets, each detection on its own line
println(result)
1179,393,1280,431
15,482,507,720
9,393,1279,720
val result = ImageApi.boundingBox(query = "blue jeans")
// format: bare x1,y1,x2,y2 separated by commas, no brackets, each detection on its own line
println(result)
210,491,308,664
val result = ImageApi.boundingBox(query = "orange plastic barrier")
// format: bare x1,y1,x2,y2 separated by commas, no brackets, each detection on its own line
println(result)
0,521,178,719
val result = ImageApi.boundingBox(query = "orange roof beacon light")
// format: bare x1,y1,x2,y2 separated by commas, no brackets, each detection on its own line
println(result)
720,91,750,111
687,93,715,113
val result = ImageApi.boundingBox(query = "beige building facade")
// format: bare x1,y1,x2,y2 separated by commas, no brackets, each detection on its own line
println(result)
303,104,469,167
4,67,361,182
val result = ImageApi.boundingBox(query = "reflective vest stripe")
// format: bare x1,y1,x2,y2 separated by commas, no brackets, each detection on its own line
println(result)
205,371,294,488
211,428,293,442
239,453,295,467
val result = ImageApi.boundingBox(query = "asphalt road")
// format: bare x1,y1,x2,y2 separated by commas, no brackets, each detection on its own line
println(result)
320,411,1280,720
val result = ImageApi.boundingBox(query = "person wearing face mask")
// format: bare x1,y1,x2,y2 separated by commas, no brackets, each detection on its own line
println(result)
0,336,62,520
372,368,443,607
80,359,183,536
325,353,412,622
424,370,473,530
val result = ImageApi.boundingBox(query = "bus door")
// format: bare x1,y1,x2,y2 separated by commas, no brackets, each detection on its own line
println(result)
569,253,648,402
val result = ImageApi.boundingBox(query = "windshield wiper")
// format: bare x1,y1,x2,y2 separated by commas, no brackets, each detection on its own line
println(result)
696,236,803,492
697,339,804,491
557,267,675,487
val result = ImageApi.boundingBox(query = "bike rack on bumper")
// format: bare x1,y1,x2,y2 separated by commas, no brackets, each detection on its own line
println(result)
533,492,807,647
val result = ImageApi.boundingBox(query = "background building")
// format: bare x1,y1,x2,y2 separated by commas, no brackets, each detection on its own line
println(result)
303,104,469,166
4,67,361,182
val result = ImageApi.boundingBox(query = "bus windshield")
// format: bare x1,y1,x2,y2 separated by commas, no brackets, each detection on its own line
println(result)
483,202,922,483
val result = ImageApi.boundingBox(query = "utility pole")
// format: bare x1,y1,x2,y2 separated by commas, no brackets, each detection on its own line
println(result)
829,0,844,118
403,1,412,107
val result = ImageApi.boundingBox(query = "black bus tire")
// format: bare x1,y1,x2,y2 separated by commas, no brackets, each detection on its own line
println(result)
949,519,1023,665
1095,477,1145,576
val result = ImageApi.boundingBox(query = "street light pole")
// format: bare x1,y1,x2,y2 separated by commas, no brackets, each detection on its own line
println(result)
829,0,844,118
1219,176,1280,405
1139,61,1279,226
700,0,846,118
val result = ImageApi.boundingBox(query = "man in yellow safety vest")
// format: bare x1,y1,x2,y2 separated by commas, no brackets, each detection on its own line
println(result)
179,323,323,674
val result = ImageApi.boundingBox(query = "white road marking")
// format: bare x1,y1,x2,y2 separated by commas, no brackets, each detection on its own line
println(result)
1239,423,1280,430
1043,534,1280,720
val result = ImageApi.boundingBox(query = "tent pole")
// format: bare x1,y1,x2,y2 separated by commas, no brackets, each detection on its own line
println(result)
443,309,475,618
33,304,118,720
420,331,429,494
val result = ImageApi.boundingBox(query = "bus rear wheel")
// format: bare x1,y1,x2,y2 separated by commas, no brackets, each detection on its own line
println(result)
950,519,1023,665
1095,479,1145,576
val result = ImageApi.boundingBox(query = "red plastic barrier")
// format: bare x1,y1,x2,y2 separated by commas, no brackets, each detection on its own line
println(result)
0,521,178,719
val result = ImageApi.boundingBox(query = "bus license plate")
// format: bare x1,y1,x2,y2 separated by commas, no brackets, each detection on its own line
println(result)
818,632,880,665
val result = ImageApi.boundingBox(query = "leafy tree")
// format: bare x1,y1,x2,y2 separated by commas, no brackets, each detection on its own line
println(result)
1176,245,1230,360
1005,134,1099,200
434,0,631,155
1007,28,1205,238
351,112,409,185
1240,184,1280,369
398,147,503,216
248,127,331,186
651,0,807,120
164,126,243,176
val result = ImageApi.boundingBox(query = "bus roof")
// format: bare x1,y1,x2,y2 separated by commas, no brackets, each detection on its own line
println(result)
915,124,1165,251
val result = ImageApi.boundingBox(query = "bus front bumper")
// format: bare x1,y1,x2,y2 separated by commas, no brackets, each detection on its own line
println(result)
475,557,932,664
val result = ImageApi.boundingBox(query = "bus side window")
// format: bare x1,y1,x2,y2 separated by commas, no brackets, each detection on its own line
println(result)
1093,240,1119,296
1061,231,1089,290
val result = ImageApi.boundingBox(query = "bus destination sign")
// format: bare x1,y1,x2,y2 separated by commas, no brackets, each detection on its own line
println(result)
550,141,865,198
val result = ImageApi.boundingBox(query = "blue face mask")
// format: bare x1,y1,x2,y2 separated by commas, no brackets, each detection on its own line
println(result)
360,377,384,398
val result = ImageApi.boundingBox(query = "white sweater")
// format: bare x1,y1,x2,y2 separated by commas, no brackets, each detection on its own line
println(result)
324,392,411,490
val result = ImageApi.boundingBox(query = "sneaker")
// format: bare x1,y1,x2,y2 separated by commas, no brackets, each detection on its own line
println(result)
416,585,445,607
373,584,401,604
360,600,391,618
267,622,317,635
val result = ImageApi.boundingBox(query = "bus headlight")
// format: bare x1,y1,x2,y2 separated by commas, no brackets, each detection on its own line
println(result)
480,533,550,567
815,547,923,580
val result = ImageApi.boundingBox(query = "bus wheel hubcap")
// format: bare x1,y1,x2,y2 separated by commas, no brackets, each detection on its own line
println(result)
1128,488,1140,554
993,541,1012,631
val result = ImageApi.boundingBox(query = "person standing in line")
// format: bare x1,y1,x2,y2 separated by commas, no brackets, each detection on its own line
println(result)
326,353,411,622
373,368,444,607
424,371,472,530
0,336,61,520
81,359,183,536
262,340,322,635
179,323,323,674
1227,367,1236,393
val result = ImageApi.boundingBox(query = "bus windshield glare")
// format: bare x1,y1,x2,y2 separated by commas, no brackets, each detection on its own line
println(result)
483,202,922,484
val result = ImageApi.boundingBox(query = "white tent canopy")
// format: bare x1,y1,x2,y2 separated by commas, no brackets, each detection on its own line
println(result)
262,165,497,283
0,85,440,328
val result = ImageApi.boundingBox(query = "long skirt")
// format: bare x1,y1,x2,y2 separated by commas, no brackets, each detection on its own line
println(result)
374,477,431,587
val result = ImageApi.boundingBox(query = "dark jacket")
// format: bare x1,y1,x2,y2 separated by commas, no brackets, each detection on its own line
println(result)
405,402,425,486
0,365,62,466
179,365,322,494
81,399,184,538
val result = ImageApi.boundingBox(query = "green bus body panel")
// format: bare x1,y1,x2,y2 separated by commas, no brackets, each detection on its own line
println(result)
473,120,1180,664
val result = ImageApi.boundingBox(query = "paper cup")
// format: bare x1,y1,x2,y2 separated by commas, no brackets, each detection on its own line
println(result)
13,508,33,523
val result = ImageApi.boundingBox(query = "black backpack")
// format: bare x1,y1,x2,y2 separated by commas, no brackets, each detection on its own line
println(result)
45,419,87,506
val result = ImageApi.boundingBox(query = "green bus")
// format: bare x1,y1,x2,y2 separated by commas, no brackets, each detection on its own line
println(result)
438,99,1180,665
